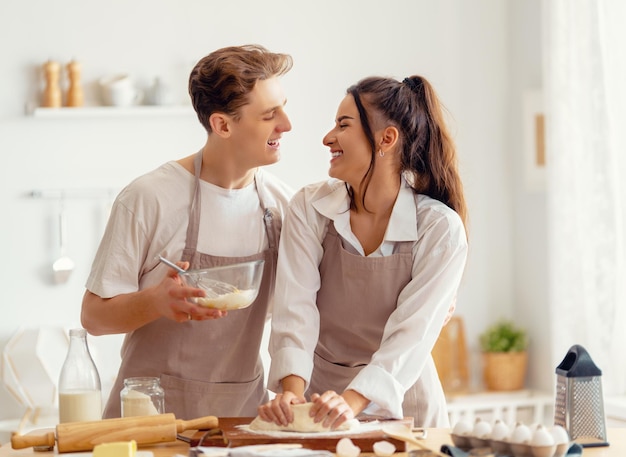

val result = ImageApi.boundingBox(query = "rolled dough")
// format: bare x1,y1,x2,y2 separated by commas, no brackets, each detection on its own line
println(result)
249,402,359,433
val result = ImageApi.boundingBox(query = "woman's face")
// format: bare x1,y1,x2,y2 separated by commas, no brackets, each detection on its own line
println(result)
322,94,373,187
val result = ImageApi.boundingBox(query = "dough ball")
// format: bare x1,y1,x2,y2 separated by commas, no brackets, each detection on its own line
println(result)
249,402,359,433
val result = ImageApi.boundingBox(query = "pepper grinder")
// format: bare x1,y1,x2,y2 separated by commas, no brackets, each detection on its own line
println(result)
65,60,84,107
42,60,62,108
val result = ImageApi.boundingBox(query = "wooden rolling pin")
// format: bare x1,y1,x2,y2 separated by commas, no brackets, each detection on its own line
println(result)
11,413,218,453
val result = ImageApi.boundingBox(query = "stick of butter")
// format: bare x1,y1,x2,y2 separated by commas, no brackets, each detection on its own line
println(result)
93,440,137,457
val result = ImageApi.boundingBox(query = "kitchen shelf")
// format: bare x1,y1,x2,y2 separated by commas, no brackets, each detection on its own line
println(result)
445,389,554,425
29,105,194,119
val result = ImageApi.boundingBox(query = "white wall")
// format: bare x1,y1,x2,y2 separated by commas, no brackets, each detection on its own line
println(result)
0,0,548,423
507,1,550,393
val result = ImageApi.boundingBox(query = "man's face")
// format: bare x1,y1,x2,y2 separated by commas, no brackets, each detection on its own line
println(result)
229,76,291,168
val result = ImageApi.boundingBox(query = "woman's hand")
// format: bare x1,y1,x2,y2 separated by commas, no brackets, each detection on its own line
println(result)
158,261,227,322
309,391,356,430
257,391,306,426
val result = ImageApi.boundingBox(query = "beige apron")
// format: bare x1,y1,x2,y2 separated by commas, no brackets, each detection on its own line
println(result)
308,214,448,427
103,152,280,419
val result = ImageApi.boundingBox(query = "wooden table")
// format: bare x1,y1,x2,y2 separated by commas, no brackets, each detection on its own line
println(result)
1,428,624,456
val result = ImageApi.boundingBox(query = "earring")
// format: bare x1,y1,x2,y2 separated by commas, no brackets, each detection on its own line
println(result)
378,150,385,157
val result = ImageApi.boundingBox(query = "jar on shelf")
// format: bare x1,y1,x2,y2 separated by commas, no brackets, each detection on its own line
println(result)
120,377,164,417
58,328,102,423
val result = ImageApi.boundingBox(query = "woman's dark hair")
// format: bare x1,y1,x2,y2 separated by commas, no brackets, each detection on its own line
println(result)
189,44,293,133
346,75,467,228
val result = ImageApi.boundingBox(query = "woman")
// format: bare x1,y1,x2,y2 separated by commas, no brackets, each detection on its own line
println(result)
259,75,468,429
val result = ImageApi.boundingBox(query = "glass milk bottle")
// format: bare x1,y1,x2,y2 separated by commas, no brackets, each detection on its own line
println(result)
58,328,102,423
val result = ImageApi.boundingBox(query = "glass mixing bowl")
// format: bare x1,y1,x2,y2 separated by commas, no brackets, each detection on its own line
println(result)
180,260,264,310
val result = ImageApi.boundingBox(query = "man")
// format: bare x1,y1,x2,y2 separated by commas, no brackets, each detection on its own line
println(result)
81,45,294,419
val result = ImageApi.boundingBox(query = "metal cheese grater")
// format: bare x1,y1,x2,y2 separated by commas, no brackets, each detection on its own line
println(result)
554,344,609,447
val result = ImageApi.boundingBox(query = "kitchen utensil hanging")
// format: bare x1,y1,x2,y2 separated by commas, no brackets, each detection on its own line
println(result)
52,197,74,284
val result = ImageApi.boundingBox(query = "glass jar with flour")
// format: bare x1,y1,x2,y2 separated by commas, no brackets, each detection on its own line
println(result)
120,377,164,417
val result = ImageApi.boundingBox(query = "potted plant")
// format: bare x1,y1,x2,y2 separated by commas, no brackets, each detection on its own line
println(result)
479,320,528,391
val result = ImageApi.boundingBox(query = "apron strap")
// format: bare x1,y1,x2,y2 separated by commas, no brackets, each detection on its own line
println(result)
251,170,280,251
183,150,204,254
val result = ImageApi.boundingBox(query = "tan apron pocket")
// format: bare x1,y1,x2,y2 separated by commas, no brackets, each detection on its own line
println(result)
160,372,268,419
308,352,365,397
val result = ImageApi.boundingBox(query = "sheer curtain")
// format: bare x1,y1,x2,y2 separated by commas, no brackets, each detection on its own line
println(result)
544,0,626,396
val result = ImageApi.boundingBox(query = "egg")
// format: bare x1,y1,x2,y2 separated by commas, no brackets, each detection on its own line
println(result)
550,425,570,444
469,418,493,449
490,419,510,441
531,425,555,446
336,437,361,457
511,422,532,443
452,419,473,436
551,425,571,457
472,418,492,438
451,419,474,449
372,440,396,457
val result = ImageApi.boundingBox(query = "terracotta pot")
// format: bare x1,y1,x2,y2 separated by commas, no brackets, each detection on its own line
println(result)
482,351,528,391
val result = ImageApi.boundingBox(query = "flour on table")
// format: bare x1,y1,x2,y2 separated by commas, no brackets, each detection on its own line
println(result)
249,403,360,433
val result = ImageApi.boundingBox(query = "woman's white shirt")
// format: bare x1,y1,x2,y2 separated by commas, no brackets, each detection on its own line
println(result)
268,177,468,418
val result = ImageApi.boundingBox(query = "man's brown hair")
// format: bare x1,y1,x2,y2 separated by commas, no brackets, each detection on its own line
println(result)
189,44,293,133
